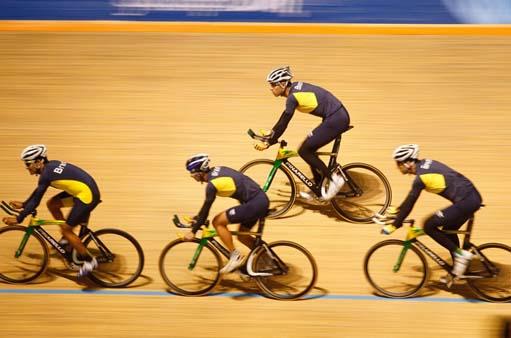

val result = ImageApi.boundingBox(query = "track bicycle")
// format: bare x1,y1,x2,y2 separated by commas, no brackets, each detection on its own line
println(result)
158,214,318,300
0,200,145,287
364,208,511,302
240,127,392,223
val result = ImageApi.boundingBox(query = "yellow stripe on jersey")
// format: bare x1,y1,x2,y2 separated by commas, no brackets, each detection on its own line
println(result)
211,177,236,197
51,180,93,204
419,174,446,194
293,92,318,113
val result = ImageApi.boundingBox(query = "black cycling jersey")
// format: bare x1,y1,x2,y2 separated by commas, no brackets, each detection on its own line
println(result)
268,81,347,145
192,166,263,233
17,160,100,223
393,159,481,228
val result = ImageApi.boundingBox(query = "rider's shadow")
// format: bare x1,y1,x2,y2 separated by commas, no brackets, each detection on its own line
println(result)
216,275,329,301
414,264,482,302
216,276,262,299
425,282,480,302
292,198,347,222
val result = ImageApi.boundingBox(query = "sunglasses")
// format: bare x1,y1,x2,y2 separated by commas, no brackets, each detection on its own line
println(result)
24,161,35,168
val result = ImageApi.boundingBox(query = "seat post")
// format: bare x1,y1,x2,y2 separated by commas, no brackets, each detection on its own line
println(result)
78,222,89,238
327,137,342,169
253,217,266,247
462,215,475,250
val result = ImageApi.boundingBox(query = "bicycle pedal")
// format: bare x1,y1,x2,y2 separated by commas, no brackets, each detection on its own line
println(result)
64,260,81,271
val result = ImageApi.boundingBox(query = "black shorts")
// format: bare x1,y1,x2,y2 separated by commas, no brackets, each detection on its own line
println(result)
302,107,350,151
53,191,100,227
438,191,483,231
226,191,269,229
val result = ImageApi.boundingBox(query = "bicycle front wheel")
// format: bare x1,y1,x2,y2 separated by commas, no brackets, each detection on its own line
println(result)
0,226,49,283
466,243,511,303
364,239,429,298
82,228,145,288
252,240,317,300
159,239,222,296
240,159,296,218
331,163,392,223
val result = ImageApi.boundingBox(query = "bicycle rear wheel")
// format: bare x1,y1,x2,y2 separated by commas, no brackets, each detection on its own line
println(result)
466,243,511,303
0,226,49,283
240,159,296,218
159,239,222,296
331,163,392,223
252,240,317,300
364,239,429,298
82,228,145,288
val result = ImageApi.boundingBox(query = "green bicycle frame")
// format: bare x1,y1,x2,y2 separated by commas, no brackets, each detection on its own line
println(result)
262,159,284,192
186,227,262,271
392,227,425,273
16,218,65,258
187,227,218,270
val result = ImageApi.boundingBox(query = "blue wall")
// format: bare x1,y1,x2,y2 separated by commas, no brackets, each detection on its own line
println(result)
1,0,510,24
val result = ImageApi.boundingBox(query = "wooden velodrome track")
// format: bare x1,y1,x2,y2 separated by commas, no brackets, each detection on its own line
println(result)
1,27,511,338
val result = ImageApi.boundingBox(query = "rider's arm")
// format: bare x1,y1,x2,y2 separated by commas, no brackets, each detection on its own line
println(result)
17,178,50,223
191,183,217,234
392,178,424,229
267,96,297,145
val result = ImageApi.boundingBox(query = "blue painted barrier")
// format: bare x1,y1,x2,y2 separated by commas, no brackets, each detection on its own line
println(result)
1,0,510,24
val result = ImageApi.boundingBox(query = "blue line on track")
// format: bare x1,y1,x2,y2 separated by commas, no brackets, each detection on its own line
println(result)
0,288,489,303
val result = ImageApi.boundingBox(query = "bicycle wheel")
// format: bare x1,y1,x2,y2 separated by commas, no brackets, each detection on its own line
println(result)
0,226,49,283
82,228,145,288
240,159,296,218
364,239,429,298
159,239,222,296
466,243,511,303
252,240,317,300
331,162,392,223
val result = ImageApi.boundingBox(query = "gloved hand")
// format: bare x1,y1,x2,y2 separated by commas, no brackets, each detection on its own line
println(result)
254,141,269,151
381,224,397,235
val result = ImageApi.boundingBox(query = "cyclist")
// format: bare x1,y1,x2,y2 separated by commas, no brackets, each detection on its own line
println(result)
253,66,351,201
183,153,270,274
382,144,483,277
1,144,101,278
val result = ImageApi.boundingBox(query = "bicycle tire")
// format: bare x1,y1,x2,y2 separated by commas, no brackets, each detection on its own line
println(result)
364,239,429,298
239,159,296,218
82,228,145,288
466,242,511,303
252,240,317,300
159,239,222,296
0,225,49,283
331,162,392,223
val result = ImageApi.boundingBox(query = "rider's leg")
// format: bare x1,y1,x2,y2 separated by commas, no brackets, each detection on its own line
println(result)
48,192,75,247
237,220,257,250
47,194,66,220
64,199,97,257
423,208,467,253
424,195,481,276
65,198,100,277
213,211,244,274
298,112,349,199
229,192,269,250
212,212,235,251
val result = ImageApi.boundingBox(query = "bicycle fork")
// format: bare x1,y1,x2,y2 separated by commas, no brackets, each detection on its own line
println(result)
15,227,35,258
393,241,413,273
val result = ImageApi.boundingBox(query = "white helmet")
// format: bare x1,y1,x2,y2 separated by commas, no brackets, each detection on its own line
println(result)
393,144,419,162
266,66,293,83
186,153,210,173
20,144,47,161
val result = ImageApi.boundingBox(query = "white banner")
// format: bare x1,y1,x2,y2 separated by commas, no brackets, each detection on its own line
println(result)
111,0,304,15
